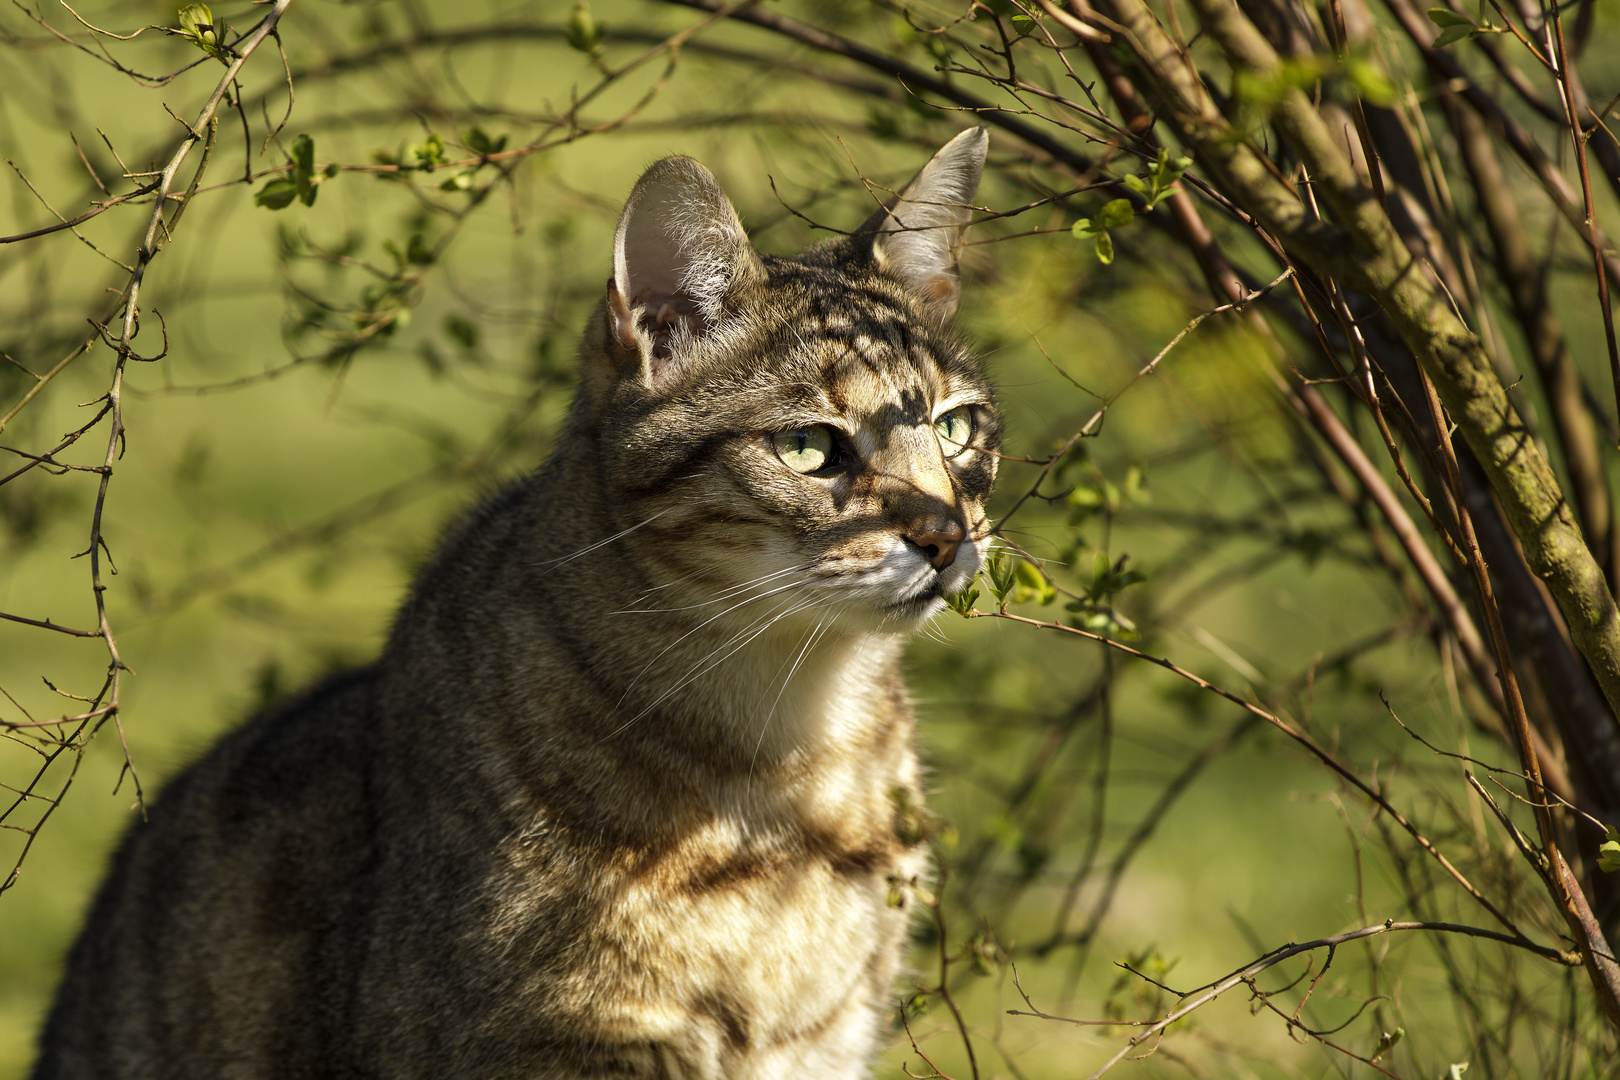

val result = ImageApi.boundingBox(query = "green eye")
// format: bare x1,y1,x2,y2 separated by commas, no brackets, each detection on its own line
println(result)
772,426,836,474
934,406,974,458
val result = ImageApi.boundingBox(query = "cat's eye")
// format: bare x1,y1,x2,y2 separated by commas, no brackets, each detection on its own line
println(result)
934,406,974,458
773,426,838,474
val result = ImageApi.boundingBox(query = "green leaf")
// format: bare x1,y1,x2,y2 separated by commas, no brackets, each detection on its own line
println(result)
406,234,435,265
291,134,316,206
1426,7,1476,27
1446,1065,1470,1080
177,3,212,37
177,3,223,54
946,585,979,616
1071,217,1098,240
566,1,603,55
291,134,314,178
412,134,447,169
1097,198,1135,229
1011,560,1056,606
443,315,479,350
1095,230,1115,264
253,177,298,210
464,126,508,156
1432,23,1476,47
987,551,1017,604
1599,826,1620,872
1344,57,1397,107
1123,463,1150,504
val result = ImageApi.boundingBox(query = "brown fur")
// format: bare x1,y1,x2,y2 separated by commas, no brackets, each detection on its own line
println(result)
34,129,997,1079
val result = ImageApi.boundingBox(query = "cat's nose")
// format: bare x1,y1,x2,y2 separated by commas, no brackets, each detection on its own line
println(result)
906,520,965,570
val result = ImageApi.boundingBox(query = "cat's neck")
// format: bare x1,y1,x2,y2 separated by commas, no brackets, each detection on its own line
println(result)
389,459,913,776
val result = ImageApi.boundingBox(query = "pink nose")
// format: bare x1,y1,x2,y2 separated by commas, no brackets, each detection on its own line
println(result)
906,521,965,570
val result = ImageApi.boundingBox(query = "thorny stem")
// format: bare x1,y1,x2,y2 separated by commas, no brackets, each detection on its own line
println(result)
970,610,1545,946
1549,4,1620,446
1009,920,1574,1080
929,863,980,1080
994,269,1293,533
1418,360,1620,1021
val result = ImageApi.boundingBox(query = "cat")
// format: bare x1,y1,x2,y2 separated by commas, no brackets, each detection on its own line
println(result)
33,126,998,1079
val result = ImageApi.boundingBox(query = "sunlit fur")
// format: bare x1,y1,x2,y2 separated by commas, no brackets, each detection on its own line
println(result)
35,133,997,1079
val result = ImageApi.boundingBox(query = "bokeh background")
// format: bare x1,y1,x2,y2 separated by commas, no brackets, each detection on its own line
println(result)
3,1,1616,1076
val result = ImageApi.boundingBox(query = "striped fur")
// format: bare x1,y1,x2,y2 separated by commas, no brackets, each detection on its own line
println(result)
34,129,998,1079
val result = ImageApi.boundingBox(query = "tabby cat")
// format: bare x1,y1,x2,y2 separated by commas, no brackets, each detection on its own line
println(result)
35,127,998,1079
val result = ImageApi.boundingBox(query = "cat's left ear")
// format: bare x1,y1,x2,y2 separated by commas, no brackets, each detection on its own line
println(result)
609,156,765,387
863,126,988,324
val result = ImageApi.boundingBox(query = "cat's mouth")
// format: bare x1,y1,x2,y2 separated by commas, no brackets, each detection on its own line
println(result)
890,576,945,613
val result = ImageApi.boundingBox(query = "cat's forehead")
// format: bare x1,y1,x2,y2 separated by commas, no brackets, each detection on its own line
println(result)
737,258,988,415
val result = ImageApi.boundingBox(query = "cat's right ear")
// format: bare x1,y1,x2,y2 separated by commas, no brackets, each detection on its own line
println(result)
861,127,988,325
608,157,764,388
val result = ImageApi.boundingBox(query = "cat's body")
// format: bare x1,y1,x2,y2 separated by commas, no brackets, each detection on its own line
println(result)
35,129,997,1079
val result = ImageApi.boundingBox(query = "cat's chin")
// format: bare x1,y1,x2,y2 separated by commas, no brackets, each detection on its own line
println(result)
869,580,950,631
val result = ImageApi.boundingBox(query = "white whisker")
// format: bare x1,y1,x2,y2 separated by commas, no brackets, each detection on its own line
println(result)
532,506,678,575
602,589,827,740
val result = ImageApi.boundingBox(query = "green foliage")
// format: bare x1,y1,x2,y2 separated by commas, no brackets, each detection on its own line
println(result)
464,126,508,156
1600,826,1620,873
1065,551,1145,638
945,582,980,616
413,133,448,169
1121,149,1193,212
175,3,228,59
1105,948,1178,1022
567,1,604,58
440,128,509,192
255,134,337,210
1067,462,1149,522
1426,7,1506,48
1231,51,1396,112
1072,197,1135,264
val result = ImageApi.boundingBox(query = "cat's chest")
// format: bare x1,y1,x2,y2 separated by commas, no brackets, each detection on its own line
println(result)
489,795,928,1070
582,820,927,1067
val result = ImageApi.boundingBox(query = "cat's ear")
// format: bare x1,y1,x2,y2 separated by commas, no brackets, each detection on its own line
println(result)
862,127,988,324
608,156,764,386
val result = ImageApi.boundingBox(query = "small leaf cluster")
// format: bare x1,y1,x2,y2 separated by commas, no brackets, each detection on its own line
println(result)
175,4,231,60
1231,52,1396,113
984,549,1056,609
1071,151,1192,263
1427,7,1507,48
567,1,604,59
256,135,339,210
1600,825,1620,873
1370,1026,1405,1064
368,129,510,194
1071,197,1133,265
1067,462,1150,523
438,128,508,192
1104,948,1179,1023
944,581,979,616
1066,551,1145,638
1122,149,1193,212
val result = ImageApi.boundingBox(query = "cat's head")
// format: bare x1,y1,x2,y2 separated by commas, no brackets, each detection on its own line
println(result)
578,129,999,635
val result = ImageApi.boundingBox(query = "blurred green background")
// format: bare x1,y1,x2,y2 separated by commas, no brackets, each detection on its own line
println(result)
1,1,1602,1076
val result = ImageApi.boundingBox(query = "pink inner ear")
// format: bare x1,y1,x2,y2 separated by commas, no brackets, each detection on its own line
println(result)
631,293,707,366
608,279,638,352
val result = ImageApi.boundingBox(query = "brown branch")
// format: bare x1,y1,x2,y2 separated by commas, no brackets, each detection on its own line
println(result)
971,609,1546,947
1010,920,1573,1080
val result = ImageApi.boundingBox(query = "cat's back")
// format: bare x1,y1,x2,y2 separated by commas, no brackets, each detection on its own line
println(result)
36,667,381,1078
